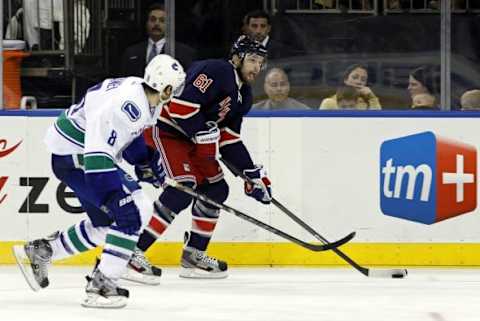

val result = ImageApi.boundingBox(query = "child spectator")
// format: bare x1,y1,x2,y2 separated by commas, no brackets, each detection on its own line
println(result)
336,85,362,109
320,64,381,110
411,93,439,110
460,89,480,110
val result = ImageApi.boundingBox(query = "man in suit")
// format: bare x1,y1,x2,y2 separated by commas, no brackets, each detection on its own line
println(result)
121,3,196,77
242,10,293,60
242,10,295,100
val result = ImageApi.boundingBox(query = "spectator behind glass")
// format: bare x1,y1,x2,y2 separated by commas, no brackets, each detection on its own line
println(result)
319,64,381,110
121,2,196,77
408,66,439,108
336,86,361,109
242,10,293,59
9,0,90,52
411,93,439,110
461,89,480,110
253,68,309,110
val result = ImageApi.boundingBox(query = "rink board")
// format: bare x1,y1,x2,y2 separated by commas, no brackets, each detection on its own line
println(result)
1,110,480,266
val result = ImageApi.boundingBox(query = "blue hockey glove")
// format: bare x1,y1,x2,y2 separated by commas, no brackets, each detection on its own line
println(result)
105,190,141,235
243,165,272,204
134,150,165,188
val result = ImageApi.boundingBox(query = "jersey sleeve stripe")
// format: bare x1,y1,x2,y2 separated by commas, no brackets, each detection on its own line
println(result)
84,153,115,172
70,118,85,132
54,123,85,148
167,98,201,119
219,127,241,148
170,97,201,108
55,111,85,147
158,114,190,137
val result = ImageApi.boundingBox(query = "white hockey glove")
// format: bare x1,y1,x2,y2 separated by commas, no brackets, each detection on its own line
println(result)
243,165,272,204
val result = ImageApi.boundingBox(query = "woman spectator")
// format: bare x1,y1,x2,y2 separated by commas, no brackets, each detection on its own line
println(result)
408,66,439,108
319,64,381,110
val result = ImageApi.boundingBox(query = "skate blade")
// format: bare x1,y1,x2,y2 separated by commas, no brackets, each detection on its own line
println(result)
81,293,128,309
179,267,228,279
120,268,161,286
12,245,41,292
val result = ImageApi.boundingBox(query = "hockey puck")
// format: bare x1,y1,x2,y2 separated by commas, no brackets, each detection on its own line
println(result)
392,269,408,278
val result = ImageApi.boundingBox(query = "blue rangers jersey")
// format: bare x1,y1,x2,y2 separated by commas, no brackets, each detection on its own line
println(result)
158,59,255,171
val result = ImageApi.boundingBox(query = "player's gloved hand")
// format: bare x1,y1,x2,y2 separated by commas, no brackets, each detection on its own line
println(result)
105,190,141,235
243,165,272,204
134,150,165,188
194,121,220,161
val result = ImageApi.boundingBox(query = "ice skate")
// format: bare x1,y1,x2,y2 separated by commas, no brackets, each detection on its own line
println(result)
13,238,53,291
179,235,228,279
82,267,129,309
121,248,162,285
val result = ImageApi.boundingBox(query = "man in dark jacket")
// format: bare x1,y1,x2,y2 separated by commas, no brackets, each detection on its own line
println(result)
121,2,196,77
242,9,294,60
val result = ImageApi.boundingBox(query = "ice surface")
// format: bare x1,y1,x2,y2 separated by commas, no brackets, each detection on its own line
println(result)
0,266,478,321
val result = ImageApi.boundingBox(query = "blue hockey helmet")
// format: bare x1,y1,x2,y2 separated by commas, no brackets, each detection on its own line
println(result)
229,35,268,60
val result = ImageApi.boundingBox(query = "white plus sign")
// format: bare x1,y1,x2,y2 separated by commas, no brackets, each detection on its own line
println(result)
442,154,475,202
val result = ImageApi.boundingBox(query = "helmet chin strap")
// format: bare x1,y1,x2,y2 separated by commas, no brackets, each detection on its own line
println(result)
158,93,173,106
148,90,173,126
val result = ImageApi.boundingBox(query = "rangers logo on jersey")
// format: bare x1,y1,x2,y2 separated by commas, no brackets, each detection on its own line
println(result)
218,96,231,122
193,74,213,93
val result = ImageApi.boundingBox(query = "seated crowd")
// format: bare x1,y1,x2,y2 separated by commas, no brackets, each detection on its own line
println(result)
3,3,480,111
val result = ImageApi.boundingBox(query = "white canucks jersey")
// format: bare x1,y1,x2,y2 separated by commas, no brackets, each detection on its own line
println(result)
44,77,157,174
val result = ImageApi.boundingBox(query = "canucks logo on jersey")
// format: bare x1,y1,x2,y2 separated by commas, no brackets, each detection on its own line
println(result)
122,101,141,122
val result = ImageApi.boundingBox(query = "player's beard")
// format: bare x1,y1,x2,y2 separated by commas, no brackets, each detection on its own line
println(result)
240,70,258,85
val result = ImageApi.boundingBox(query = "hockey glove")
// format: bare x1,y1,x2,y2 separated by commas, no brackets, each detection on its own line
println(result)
243,165,272,204
134,150,165,188
105,190,141,235
194,121,220,161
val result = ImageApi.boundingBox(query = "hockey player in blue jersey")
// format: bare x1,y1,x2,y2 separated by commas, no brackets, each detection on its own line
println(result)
12,55,186,308
130,36,272,281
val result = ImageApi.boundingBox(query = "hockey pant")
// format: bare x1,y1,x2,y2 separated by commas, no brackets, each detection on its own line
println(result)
48,154,153,278
138,129,229,252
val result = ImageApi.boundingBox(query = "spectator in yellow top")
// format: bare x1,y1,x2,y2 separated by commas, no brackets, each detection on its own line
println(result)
460,89,480,110
319,64,381,110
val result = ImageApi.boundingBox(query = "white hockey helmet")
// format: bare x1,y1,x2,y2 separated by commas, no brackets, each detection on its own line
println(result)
143,54,186,103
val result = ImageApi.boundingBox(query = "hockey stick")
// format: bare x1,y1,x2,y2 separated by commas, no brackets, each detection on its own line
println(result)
165,178,355,252
220,158,408,279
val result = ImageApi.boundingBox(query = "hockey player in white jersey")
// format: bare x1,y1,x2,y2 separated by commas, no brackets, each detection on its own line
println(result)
12,54,185,309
